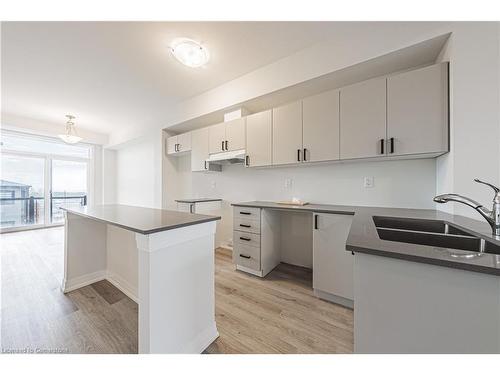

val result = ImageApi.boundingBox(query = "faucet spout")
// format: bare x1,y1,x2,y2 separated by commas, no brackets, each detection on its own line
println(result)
434,184,500,238
433,194,483,209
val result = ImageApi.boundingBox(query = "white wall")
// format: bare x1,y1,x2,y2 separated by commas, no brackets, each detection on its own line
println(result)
115,131,162,208
171,155,436,246
435,23,500,220
102,148,117,204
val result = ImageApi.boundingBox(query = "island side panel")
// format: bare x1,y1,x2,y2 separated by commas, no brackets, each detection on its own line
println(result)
354,252,500,353
62,211,107,292
106,224,139,302
136,220,218,354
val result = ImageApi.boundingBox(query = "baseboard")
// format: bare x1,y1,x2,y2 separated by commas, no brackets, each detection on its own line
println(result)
236,264,264,277
106,271,139,303
182,322,219,354
62,270,106,293
314,289,354,309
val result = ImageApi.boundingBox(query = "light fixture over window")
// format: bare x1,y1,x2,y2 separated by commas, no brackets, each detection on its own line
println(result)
58,115,82,144
170,38,209,68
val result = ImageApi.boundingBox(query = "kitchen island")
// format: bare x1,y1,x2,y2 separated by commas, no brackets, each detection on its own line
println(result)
62,204,220,354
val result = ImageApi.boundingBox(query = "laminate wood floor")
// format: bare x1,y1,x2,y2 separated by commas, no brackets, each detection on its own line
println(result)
1,227,353,354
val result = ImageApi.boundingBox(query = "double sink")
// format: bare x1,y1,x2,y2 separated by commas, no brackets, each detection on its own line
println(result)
373,216,500,258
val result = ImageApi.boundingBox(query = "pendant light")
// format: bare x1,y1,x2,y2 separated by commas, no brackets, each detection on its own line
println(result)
58,114,82,144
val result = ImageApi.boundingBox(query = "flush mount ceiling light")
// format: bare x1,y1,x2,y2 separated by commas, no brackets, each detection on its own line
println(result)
58,114,82,144
170,38,209,68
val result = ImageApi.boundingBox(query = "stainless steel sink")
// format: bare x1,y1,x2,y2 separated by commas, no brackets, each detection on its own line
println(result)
373,216,500,257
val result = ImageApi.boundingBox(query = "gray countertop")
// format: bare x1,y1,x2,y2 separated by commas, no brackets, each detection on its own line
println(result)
233,201,500,276
62,204,221,235
175,198,222,204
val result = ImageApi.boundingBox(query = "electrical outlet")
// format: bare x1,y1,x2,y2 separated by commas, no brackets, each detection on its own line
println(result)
284,178,293,189
364,177,374,188
211,180,216,189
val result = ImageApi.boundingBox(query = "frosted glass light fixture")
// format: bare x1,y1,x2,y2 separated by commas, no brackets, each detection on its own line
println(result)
58,115,82,144
170,38,209,68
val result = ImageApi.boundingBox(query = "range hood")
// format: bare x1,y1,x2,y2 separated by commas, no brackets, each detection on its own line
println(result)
206,149,245,165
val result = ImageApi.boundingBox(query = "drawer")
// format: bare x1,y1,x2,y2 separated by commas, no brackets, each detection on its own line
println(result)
234,216,261,234
234,206,261,220
233,230,261,248
233,242,261,271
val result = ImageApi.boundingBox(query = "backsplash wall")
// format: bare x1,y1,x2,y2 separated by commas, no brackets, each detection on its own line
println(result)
170,156,437,247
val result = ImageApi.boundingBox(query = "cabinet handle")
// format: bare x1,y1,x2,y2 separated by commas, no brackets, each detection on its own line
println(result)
239,254,251,259
390,137,395,154
245,155,250,167
174,143,177,152
204,160,207,170
303,148,307,162
379,139,384,155
177,144,181,152
221,141,224,151
225,140,228,151
239,224,251,228
240,236,251,241
314,214,319,230
239,211,251,215
297,149,301,162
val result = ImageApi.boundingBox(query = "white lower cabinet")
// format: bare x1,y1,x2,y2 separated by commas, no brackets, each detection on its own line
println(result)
232,207,280,277
312,212,354,305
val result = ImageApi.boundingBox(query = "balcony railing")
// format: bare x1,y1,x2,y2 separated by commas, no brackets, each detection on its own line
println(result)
0,195,87,228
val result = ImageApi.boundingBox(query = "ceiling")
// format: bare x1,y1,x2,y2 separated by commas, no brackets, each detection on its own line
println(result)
1,22,347,136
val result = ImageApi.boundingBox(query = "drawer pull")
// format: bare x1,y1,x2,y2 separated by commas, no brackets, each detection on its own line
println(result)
240,236,251,241
239,224,251,228
239,254,251,259
239,211,251,215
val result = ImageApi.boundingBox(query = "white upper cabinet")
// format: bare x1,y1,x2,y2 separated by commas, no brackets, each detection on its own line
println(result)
387,62,449,156
246,110,272,167
191,127,209,172
208,123,226,154
208,118,246,154
166,132,191,155
303,89,340,163
272,101,303,165
225,118,246,151
340,78,387,160
166,136,178,155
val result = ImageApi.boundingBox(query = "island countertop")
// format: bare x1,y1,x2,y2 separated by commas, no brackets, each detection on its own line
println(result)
62,204,221,235
232,201,500,276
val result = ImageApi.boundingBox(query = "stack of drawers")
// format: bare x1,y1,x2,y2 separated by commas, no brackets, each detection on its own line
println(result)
233,206,261,272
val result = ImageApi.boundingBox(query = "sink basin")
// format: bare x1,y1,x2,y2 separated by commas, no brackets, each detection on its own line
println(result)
373,216,471,236
373,216,500,256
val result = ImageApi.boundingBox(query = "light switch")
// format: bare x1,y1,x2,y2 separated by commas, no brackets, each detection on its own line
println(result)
364,177,374,188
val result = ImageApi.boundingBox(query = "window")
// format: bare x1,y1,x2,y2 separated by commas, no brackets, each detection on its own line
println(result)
0,130,92,231
1,130,91,158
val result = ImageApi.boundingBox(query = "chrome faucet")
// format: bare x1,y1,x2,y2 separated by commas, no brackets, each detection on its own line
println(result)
434,179,500,238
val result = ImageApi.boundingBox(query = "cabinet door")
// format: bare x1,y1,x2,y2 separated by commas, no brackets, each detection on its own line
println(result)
177,132,191,153
246,110,272,167
303,89,340,162
272,101,303,165
340,78,386,159
387,62,449,156
166,136,178,155
313,213,354,300
191,128,209,172
225,118,246,151
208,123,226,154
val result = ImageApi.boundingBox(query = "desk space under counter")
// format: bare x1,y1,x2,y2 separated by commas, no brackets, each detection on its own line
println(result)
232,203,354,308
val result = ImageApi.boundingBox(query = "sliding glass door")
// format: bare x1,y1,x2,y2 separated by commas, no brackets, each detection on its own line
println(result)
1,154,46,229
50,159,88,224
0,130,92,232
